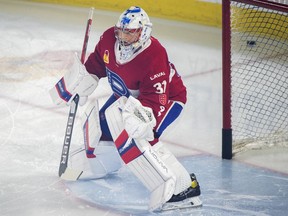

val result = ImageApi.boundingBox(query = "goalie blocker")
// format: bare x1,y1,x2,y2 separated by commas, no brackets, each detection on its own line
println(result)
49,53,98,107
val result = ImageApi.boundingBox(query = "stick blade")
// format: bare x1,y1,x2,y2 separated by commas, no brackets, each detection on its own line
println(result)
60,168,83,181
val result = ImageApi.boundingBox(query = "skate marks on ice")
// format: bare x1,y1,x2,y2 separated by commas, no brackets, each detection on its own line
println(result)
64,155,288,216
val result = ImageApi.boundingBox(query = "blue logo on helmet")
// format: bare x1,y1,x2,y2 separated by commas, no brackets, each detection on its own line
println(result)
121,6,141,25
124,6,141,15
121,16,131,25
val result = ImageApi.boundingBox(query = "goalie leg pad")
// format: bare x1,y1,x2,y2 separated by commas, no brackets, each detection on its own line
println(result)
90,141,122,178
70,141,122,179
105,98,177,211
152,142,191,195
82,99,102,158
126,141,177,211
70,99,122,179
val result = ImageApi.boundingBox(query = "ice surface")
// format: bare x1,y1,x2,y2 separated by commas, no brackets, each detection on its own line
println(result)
1,0,288,216
65,156,288,216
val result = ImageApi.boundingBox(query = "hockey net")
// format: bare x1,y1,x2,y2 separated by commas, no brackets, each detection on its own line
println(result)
222,0,288,158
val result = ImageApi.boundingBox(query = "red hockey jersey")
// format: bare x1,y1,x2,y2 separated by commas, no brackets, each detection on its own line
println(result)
85,27,187,127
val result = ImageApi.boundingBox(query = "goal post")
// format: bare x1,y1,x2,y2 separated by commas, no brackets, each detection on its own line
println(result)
222,0,288,159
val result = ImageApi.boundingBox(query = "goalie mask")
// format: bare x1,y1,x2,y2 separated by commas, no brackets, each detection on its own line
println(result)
114,6,152,64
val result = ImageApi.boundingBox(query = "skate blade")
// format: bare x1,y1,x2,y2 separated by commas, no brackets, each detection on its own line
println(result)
161,196,202,211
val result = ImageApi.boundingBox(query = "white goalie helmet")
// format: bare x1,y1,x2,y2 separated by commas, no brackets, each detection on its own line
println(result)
114,6,152,63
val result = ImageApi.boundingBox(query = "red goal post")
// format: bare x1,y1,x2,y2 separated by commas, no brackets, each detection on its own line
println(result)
222,0,288,159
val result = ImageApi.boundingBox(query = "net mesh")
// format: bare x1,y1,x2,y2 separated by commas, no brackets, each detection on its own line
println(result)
230,0,288,153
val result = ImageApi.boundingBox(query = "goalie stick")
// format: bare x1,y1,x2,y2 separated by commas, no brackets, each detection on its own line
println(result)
58,7,94,180
80,7,94,64
58,94,83,180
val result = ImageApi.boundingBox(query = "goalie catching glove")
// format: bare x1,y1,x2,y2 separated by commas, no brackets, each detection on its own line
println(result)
49,53,99,106
121,96,156,141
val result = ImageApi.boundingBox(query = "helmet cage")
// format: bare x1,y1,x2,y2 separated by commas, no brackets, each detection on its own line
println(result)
114,26,142,47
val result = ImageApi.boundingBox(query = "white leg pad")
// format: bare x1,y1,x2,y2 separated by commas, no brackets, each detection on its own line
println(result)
105,98,177,211
81,99,102,157
69,99,122,179
126,140,177,211
70,141,122,179
152,142,191,195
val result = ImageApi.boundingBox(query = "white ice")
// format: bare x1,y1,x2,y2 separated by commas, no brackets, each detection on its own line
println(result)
1,0,288,215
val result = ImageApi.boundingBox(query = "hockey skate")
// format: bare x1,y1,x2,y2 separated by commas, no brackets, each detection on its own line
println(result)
161,173,202,211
